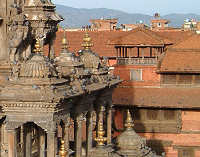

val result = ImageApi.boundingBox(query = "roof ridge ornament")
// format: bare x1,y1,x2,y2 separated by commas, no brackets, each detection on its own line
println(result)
124,109,134,129
59,140,67,157
62,30,69,50
33,38,42,54
82,32,93,51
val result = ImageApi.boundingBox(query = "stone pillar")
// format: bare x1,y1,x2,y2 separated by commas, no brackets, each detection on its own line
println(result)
47,131,56,157
86,107,94,157
7,129,17,157
64,114,70,157
20,125,25,157
26,126,32,157
106,102,112,145
74,114,83,157
39,129,45,157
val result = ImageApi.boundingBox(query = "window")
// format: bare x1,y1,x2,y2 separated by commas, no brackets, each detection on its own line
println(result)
130,69,142,81
157,22,161,27
177,148,195,157
131,108,181,133
147,109,158,120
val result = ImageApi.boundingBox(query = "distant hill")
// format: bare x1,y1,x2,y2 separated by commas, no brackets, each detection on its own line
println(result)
55,4,200,28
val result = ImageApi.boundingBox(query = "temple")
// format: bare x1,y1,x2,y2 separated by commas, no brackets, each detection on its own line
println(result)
0,0,162,157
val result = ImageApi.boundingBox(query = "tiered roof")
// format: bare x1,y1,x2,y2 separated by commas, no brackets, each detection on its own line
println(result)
113,87,200,109
159,34,200,73
109,28,172,46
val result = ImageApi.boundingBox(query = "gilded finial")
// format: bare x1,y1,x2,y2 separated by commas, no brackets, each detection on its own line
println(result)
34,39,42,54
62,30,69,50
59,140,67,157
82,32,93,51
95,121,107,146
124,109,134,129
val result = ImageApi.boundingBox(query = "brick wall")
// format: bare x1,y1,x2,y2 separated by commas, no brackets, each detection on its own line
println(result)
114,65,160,87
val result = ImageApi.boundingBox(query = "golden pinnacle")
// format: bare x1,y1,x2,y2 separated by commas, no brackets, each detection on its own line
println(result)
82,32,93,51
95,121,107,146
62,30,69,50
33,38,42,54
59,140,67,157
124,109,134,129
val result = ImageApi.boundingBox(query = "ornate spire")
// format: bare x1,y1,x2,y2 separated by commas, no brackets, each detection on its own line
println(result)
95,105,107,146
82,32,93,51
62,30,69,50
33,39,42,54
59,140,67,157
124,109,134,129
95,121,107,146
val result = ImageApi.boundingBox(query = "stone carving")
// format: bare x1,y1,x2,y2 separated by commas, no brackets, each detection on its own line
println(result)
0,1,122,156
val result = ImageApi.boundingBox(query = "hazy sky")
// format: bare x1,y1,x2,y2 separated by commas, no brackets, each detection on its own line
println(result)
52,0,200,15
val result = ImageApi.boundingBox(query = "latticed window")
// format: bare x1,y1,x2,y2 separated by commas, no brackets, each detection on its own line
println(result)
163,110,175,120
130,69,142,81
178,74,193,84
146,109,159,120
178,148,194,157
161,74,176,84
129,108,181,133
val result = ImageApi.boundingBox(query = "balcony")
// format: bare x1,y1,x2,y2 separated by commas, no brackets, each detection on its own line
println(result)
117,57,157,65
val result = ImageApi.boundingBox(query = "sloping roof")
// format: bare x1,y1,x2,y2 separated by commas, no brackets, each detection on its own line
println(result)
113,87,200,109
158,34,200,73
48,30,126,57
154,30,194,44
109,28,172,46
171,34,200,50
158,51,200,73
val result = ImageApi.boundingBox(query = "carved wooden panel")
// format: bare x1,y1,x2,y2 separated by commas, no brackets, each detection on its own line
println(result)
161,74,176,84
114,108,182,133
132,108,182,133
174,146,196,157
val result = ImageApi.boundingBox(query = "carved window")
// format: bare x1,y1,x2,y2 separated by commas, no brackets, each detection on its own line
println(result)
178,74,193,84
178,148,194,157
147,109,158,120
132,108,181,133
162,74,176,84
163,110,175,120
130,69,142,81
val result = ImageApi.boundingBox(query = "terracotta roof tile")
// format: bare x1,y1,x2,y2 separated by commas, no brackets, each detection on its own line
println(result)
51,31,126,57
153,30,195,45
109,28,172,46
171,34,200,50
113,87,200,109
158,34,200,73
159,51,200,73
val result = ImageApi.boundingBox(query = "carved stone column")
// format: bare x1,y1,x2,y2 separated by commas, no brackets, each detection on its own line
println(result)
20,125,25,157
25,125,32,157
47,131,56,157
74,113,84,157
39,129,45,157
86,106,94,157
106,101,112,145
7,129,17,157
64,114,70,157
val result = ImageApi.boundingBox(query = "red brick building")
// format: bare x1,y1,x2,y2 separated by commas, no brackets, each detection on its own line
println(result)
49,28,199,157
113,32,200,157
89,18,118,31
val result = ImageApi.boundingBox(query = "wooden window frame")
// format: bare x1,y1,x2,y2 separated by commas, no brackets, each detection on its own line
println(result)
133,108,182,133
130,69,143,81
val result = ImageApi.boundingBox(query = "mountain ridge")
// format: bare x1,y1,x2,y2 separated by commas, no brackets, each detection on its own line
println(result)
55,4,200,28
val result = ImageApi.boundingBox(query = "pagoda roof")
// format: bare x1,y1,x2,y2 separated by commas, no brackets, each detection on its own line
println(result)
158,34,200,73
113,87,200,109
108,28,172,46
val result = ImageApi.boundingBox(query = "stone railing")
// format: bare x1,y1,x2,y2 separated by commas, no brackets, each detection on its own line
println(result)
117,58,157,65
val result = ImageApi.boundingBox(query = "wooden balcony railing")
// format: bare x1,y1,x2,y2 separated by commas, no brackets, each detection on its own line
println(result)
117,57,157,65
